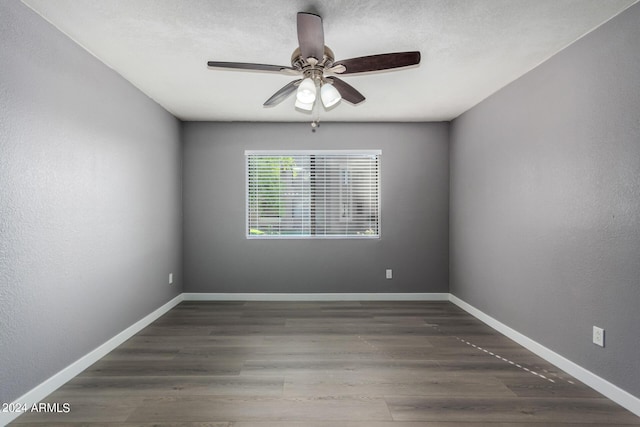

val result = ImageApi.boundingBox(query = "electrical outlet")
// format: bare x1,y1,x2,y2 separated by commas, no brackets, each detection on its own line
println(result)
593,326,605,347
169,273,173,285
386,269,393,279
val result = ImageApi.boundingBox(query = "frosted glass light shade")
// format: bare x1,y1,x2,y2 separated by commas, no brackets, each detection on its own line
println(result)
295,98,314,111
321,83,341,108
296,78,316,104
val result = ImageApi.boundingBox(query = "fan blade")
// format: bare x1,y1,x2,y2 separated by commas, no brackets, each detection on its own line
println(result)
333,51,420,74
264,79,301,106
326,77,365,105
297,12,324,60
207,61,295,73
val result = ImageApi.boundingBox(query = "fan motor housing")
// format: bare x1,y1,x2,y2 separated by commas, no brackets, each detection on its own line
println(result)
291,46,335,75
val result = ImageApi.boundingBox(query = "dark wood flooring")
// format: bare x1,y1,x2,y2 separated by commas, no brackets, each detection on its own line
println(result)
11,301,640,426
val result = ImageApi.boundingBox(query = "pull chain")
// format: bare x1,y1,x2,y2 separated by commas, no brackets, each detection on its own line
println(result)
311,82,321,132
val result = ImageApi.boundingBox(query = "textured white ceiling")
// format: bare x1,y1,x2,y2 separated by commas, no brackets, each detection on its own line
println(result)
22,0,637,122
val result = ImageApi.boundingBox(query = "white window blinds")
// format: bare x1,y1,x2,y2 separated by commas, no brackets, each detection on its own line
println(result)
246,150,381,239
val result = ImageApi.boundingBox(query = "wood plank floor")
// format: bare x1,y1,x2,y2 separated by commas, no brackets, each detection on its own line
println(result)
11,301,640,426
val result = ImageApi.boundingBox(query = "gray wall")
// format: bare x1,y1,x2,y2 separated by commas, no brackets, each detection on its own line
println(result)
0,2,182,404
183,122,449,293
450,3,640,398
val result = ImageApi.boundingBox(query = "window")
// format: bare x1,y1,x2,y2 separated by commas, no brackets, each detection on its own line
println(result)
246,150,380,239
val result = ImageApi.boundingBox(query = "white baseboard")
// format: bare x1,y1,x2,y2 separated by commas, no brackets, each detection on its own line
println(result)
449,294,640,418
182,292,450,301
1,294,184,426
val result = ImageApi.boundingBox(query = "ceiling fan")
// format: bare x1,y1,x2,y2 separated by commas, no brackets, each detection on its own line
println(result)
207,12,420,113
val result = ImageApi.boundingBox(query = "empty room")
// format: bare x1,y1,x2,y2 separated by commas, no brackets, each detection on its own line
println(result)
1,0,639,425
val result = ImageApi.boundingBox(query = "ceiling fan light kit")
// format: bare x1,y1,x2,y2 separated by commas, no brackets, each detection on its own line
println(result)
296,77,317,104
320,82,341,108
294,98,314,111
207,11,421,128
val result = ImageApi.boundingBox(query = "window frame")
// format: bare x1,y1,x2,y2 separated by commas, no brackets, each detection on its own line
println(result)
245,149,381,240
